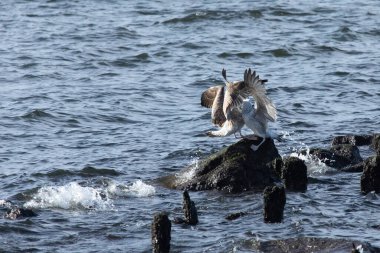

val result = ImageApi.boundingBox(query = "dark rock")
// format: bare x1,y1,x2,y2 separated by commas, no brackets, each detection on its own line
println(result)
361,156,380,194
281,157,307,192
332,135,373,146
5,208,37,220
341,161,365,173
225,211,247,221
263,185,286,223
252,237,379,253
183,191,198,225
272,157,284,178
372,134,380,155
160,138,281,193
152,212,171,253
309,144,363,169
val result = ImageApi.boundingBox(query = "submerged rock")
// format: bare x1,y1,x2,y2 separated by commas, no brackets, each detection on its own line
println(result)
309,144,363,170
263,185,286,223
160,138,281,193
5,208,37,220
361,156,380,194
253,237,378,253
332,134,373,146
225,211,248,221
281,157,308,192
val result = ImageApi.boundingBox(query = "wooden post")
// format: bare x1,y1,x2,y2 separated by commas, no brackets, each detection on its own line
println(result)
152,212,171,253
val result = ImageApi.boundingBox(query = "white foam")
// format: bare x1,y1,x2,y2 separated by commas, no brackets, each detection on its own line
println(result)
175,158,198,184
107,180,156,197
24,182,113,210
289,145,336,175
0,199,11,208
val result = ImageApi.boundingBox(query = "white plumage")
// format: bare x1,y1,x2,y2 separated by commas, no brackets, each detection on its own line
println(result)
201,68,278,151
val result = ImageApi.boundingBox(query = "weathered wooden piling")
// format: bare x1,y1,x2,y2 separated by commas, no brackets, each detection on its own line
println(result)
263,185,286,223
282,157,308,192
151,212,171,253
183,190,198,225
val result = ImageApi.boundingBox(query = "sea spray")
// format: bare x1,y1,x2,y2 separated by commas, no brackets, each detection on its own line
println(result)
24,182,113,210
107,180,156,197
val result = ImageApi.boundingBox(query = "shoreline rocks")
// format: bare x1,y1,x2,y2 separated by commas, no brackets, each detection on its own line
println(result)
281,157,308,192
160,138,281,193
361,156,380,194
332,134,373,146
308,144,363,170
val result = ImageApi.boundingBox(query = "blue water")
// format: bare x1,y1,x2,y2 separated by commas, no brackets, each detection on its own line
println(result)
0,0,379,252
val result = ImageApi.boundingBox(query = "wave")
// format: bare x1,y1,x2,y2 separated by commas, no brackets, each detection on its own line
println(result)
23,179,156,210
21,109,55,119
24,182,113,210
162,9,263,24
264,48,292,57
217,52,254,59
107,180,156,197
32,166,123,179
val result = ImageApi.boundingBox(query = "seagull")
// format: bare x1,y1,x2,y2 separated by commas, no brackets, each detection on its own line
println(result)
201,68,253,138
240,69,277,151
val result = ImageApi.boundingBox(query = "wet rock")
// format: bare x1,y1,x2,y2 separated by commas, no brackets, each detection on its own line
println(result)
309,144,363,169
225,211,247,221
161,138,281,193
271,157,284,178
372,134,380,155
263,185,286,223
183,191,198,225
253,237,378,253
361,156,380,194
152,212,171,253
332,134,372,146
5,208,37,220
281,157,307,192
341,161,365,173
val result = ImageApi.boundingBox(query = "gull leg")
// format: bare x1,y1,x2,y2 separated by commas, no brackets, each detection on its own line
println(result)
242,134,259,140
250,137,266,151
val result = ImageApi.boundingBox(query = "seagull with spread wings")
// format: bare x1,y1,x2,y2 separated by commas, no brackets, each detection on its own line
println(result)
201,68,253,138
201,68,278,151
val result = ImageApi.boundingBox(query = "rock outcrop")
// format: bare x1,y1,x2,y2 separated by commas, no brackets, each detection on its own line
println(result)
281,157,308,192
309,144,363,170
332,135,373,146
5,208,37,220
361,156,380,194
160,138,281,193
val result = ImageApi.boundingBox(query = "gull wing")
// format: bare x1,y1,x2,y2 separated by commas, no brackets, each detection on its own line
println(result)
222,69,253,120
245,68,277,122
201,85,226,127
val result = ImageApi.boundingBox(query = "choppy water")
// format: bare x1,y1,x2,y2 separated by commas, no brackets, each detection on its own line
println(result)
1,0,379,252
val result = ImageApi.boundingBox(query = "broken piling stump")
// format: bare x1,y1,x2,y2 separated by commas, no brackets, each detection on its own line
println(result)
152,212,171,253
263,185,286,223
183,190,198,225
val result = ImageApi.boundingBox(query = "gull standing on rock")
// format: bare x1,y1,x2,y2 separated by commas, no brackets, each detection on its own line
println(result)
241,68,278,151
201,69,253,138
